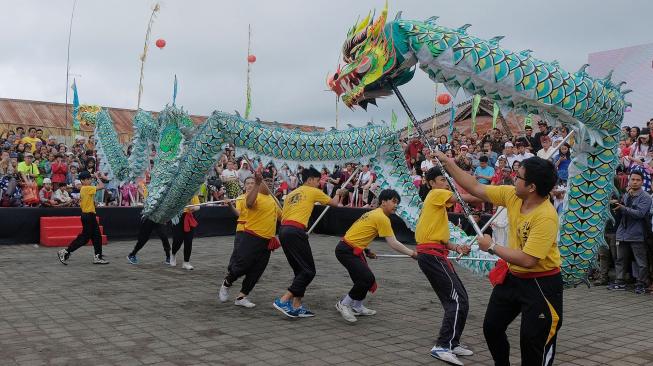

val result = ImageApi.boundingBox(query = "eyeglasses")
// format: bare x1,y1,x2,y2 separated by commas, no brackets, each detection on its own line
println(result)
514,174,527,182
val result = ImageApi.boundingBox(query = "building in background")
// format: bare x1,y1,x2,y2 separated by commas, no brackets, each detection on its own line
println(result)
588,43,653,127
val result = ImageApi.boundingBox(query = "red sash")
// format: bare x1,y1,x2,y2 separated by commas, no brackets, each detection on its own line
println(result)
281,220,306,230
341,238,377,293
489,259,560,286
416,242,453,271
183,212,198,232
244,229,280,251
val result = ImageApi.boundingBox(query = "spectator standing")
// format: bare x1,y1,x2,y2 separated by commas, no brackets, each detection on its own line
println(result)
609,171,651,294
554,143,571,183
21,128,40,152
516,125,537,153
50,153,68,189
532,121,550,153
237,160,253,185
536,136,556,161
514,142,534,162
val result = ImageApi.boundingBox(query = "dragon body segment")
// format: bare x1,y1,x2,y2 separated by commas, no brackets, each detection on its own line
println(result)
328,5,629,285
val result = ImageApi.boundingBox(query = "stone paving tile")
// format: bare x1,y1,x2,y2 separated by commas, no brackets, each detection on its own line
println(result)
1,235,653,365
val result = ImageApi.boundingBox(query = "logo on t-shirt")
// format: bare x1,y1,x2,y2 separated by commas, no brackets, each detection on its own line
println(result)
518,221,531,247
287,191,304,205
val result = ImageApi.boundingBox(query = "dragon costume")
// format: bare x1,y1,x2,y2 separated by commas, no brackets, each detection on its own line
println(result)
326,4,630,286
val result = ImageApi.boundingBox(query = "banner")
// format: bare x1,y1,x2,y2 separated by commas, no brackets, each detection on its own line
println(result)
471,94,481,133
391,110,397,131
524,113,533,127
71,79,80,131
449,102,456,138
492,102,499,129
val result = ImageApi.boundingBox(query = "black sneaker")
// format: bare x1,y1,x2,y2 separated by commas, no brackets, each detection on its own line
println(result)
607,282,626,290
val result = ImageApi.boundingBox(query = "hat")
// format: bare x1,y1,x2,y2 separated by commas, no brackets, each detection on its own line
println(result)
504,142,514,147
48,135,56,140
460,144,469,150
78,171,92,180
43,178,52,184
24,152,33,157
538,121,547,126
74,179,82,185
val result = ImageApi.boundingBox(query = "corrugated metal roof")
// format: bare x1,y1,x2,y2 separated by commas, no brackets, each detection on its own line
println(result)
0,98,324,144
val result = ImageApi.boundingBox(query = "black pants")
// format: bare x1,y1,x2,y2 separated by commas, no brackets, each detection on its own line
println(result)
279,225,315,297
483,272,563,366
171,213,194,262
418,253,469,349
335,241,375,301
227,231,243,274
129,218,170,257
67,213,103,256
224,231,271,295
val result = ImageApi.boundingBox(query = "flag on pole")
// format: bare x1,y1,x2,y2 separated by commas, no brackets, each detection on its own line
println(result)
471,94,481,133
71,79,80,131
524,113,533,127
390,110,397,131
172,74,178,106
492,102,499,128
407,117,412,136
449,101,456,138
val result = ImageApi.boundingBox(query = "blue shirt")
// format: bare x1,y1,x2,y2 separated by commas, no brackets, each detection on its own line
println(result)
474,165,495,184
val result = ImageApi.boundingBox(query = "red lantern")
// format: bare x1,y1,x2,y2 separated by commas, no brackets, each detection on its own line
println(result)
155,39,166,49
247,54,257,63
437,93,451,105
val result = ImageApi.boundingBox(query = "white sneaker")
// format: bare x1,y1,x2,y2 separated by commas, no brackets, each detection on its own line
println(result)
169,253,176,267
93,254,109,265
452,345,474,356
234,297,256,308
430,346,463,366
352,304,377,316
218,284,229,302
57,249,69,265
335,301,357,323
182,262,194,270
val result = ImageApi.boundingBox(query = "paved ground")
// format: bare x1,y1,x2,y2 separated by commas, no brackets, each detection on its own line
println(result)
1,235,652,366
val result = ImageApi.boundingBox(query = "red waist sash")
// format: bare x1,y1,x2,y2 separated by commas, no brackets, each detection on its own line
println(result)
341,238,377,293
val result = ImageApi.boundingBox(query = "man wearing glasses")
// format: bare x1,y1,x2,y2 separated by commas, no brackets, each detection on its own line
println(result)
434,151,561,366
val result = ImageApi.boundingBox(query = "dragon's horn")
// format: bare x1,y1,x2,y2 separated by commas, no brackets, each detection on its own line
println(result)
577,64,590,74
622,89,633,95
394,11,402,21
369,1,388,37
616,81,627,90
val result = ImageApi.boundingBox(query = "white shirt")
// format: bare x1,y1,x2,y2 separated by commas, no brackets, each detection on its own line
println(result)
537,147,556,160
496,154,519,169
221,169,238,181
420,159,435,172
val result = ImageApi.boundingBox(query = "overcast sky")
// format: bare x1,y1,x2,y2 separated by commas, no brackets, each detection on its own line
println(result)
0,0,651,127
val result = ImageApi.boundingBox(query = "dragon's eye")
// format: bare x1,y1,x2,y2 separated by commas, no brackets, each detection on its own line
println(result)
356,56,371,73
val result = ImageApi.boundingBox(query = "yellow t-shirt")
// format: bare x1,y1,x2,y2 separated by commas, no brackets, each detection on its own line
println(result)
244,193,280,239
415,189,453,244
485,185,561,273
80,186,97,214
235,193,248,232
184,196,200,213
343,208,394,249
281,185,331,227
21,136,41,152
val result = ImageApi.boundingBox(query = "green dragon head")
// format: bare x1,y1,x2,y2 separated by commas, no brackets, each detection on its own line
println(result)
327,3,414,109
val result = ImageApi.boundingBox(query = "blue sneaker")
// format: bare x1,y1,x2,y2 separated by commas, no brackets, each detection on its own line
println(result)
126,254,139,265
164,256,170,265
293,305,315,318
272,298,297,318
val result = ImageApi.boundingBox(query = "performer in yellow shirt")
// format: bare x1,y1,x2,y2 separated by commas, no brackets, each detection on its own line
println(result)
224,176,255,280
435,151,562,366
170,195,201,270
219,176,281,307
334,189,417,323
273,167,342,318
415,167,474,365
57,171,108,265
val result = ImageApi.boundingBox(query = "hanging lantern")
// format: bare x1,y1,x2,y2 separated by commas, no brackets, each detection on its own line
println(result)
247,54,257,63
437,93,451,105
155,39,166,49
